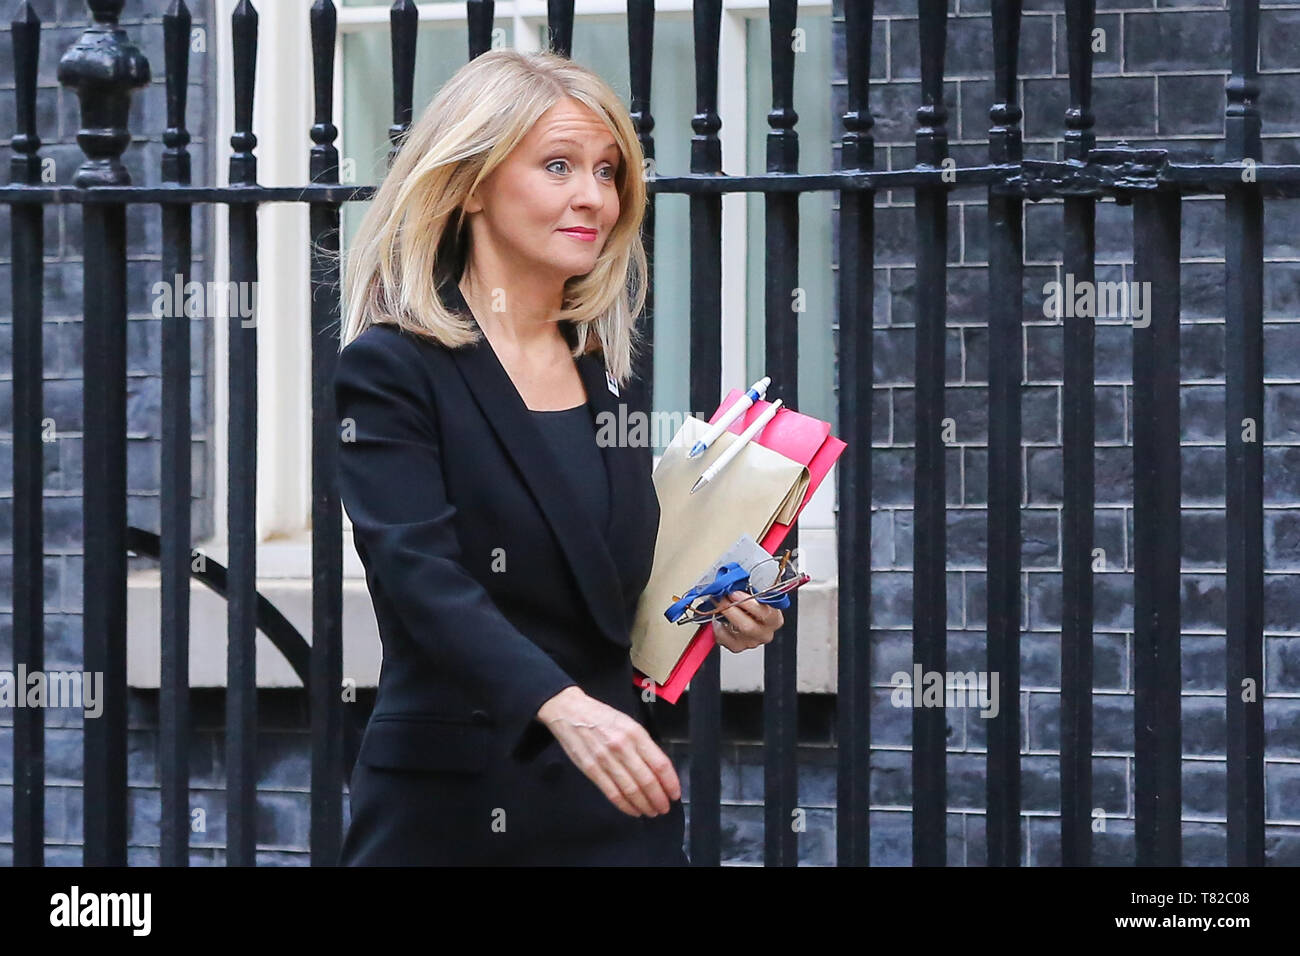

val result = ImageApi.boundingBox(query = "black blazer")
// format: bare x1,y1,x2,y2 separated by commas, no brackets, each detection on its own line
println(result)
335,280,687,865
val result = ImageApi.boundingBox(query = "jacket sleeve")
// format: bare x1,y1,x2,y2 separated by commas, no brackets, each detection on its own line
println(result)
335,327,577,762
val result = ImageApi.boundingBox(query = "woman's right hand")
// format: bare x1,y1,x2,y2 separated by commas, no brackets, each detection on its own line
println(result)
535,686,681,818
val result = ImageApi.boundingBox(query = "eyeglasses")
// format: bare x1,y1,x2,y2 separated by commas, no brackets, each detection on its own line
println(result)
669,549,810,627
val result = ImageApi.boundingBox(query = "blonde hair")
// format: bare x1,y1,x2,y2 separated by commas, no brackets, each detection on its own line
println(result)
338,48,650,388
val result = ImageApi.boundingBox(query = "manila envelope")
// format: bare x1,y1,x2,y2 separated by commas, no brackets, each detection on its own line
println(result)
630,415,809,685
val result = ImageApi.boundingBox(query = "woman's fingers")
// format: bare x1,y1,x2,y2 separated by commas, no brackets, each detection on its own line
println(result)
713,615,749,653
723,591,784,631
584,761,641,816
712,592,782,652
548,696,681,817
638,735,682,802
569,738,645,816
590,728,665,816
597,737,673,816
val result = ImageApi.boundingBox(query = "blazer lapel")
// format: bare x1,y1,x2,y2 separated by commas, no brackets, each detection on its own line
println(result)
573,349,651,613
439,280,633,649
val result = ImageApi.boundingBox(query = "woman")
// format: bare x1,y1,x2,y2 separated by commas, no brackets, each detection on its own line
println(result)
334,49,783,866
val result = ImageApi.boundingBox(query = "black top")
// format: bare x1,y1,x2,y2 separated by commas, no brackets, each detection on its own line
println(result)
529,403,610,536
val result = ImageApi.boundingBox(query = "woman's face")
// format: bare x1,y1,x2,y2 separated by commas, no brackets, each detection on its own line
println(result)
463,97,623,285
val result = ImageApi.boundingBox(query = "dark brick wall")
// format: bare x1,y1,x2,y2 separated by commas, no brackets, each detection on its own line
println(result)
829,0,1300,865
1,0,1298,866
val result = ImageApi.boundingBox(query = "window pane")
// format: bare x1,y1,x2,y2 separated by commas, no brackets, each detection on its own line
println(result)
745,14,836,434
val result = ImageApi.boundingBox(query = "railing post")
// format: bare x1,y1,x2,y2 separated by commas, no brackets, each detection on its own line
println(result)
389,1,419,166
225,0,261,868
687,0,725,868
1059,0,1097,868
835,0,875,869
57,0,151,868
1131,178,1182,868
308,0,346,866
546,0,576,58
1223,0,1266,868
158,0,195,869
911,0,950,868
628,0,657,401
763,0,801,869
10,0,48,869
984,0,1024,868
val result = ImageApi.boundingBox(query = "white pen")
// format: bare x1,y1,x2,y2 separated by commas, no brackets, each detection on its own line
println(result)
690,399,783,494
688,376,771,458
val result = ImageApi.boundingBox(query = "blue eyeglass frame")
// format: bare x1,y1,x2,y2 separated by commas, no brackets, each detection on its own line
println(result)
664,551,807,626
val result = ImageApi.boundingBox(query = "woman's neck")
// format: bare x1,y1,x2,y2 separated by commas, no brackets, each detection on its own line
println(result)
458,270,568,354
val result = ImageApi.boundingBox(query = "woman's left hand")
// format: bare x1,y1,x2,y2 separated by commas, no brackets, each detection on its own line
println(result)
712,591,784,653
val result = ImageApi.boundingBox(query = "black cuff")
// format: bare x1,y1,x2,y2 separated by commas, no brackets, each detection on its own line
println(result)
511,718,558,763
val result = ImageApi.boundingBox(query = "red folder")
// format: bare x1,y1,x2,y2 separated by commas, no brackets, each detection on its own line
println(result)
633,392,847,703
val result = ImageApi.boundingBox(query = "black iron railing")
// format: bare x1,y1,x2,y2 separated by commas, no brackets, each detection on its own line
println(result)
2,0,1289,866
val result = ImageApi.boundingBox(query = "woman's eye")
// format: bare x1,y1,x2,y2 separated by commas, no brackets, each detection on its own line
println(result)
547,159,617,180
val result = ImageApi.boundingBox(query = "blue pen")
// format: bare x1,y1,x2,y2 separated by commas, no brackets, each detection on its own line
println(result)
688,376,772,458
